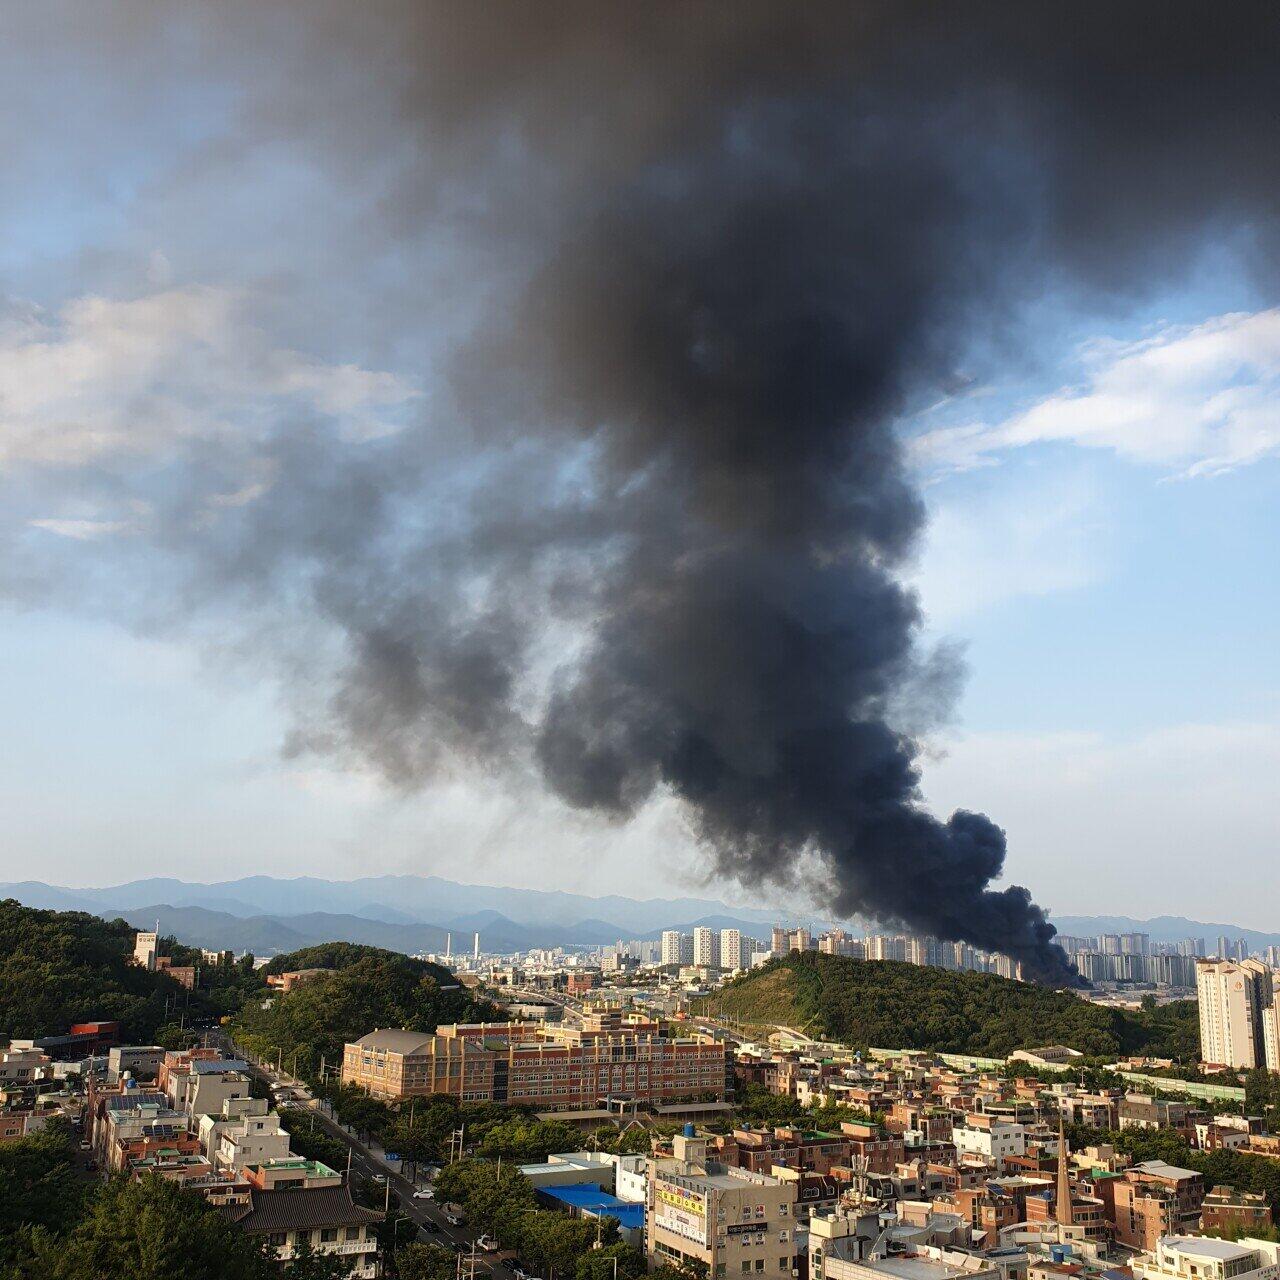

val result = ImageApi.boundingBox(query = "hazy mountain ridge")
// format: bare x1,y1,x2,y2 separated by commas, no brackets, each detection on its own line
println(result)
0,876,783,956
1051,914,1280,949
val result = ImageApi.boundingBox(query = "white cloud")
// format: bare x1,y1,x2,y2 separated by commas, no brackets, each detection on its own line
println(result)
915,309,1280,477
0,285,420,469
911,468,1104,623
27,518,133,540
920,719,1280,925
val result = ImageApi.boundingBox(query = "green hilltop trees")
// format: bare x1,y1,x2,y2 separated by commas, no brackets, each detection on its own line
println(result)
699,951,1199,1059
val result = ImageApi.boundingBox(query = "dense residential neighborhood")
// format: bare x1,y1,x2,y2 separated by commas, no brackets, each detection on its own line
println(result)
10,901,1280,1280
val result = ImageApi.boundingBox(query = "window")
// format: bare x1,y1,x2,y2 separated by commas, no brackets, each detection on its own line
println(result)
346,1226,362,1241
742,1263,751,1274
267,1233,286,1248
320,1228,338,1243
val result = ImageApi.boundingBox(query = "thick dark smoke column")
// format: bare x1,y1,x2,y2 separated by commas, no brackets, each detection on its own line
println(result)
446,85,1077,980
61,2,1280,986
297,2,1280,986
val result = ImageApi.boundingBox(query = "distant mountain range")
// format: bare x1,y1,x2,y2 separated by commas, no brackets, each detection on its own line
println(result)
4,875,1260,961
1051,914,1280,950
0,874,806,957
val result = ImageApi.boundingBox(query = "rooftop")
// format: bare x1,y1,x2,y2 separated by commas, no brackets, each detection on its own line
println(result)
540,1184,645,1231
222,1186,382,1233
1159,1238,1257,1261
1130,1161,1200,1183
349,1029,436,1055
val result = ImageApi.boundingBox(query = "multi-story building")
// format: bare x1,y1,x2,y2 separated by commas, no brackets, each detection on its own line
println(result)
662,932,694,967
342,1009,730,1109
1132,1236,1280,1280
951,1115,1025,1173
646,1130,798,1279
721,929,746,972
1096,1160,1205,1251
133,930,158,970
1118,1094,1190,1131
1196,959,1278,1069
693,927,720,970
1201,1185,1274,1236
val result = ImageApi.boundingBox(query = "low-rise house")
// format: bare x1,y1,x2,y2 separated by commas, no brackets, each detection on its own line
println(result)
222,1185,382,1279
1132,1236,1280,1280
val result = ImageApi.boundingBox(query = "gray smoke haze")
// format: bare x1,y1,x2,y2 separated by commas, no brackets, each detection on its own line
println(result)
12,3,1280,982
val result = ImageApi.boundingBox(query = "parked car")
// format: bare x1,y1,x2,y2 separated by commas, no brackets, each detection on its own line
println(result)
423,1221,440,1234
412,1188,435,1200
445,1213,464,1228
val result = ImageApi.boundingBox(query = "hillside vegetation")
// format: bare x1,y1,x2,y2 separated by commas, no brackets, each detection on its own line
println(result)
0,899,246,1042
697,952,1199,1059
232,942,499,1076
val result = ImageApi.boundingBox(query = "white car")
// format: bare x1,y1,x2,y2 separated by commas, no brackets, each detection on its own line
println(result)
412,1188,435,1200
371,1174,387,1184
445,1213,464,1227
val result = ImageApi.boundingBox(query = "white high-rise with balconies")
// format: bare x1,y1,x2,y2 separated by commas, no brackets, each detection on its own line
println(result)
661,931,692,967
1197,957,1279,1069
720,929,746,971
692,926,719,969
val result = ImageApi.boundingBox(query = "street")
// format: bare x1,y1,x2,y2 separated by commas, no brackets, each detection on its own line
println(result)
221,1036,506,1273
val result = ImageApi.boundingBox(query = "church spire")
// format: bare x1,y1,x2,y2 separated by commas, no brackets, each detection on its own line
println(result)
1056,1111,1074,1228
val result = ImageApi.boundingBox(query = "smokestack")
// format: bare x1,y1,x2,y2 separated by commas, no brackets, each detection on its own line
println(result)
473,932,480,961
445,932,451,960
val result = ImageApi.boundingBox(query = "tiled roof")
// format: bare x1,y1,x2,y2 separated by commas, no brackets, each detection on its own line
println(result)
221,1186,383,1233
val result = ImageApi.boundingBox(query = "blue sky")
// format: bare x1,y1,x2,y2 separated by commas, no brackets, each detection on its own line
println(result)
2,12,1279,928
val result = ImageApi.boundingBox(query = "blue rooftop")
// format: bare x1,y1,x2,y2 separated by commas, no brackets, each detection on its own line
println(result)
541,1185,645,1231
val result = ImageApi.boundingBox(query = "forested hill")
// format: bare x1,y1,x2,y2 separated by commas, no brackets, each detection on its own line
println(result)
233,942,500,1077
0,899,239,1042
696,952,1199,1060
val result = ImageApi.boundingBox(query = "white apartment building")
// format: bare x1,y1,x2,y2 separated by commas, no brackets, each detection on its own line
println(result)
693,927,720,969
662,931,694,967
1197,958,1278,1069
1133,1236,1280,1280
951,1119,1025,1171
215,1110,292,1172
721,929,748,972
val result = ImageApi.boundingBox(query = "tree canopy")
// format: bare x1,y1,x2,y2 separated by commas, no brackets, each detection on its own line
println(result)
232,944,497,1078
698,952,1200,1059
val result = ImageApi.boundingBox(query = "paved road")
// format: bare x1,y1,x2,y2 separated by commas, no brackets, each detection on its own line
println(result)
220,1036,505,1273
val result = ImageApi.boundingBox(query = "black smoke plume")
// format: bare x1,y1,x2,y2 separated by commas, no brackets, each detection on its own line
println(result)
30,3,1280,984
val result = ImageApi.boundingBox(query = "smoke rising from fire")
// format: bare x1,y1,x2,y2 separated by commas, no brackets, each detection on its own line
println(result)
14,3,1280,982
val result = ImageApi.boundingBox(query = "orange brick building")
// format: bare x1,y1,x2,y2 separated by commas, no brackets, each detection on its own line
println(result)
342,1009,730,1109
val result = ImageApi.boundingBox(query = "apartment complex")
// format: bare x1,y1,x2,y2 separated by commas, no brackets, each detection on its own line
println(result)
694,927,720,969
1196,959,1280,1069
646,1129,799,1278
342,1009,730,1109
